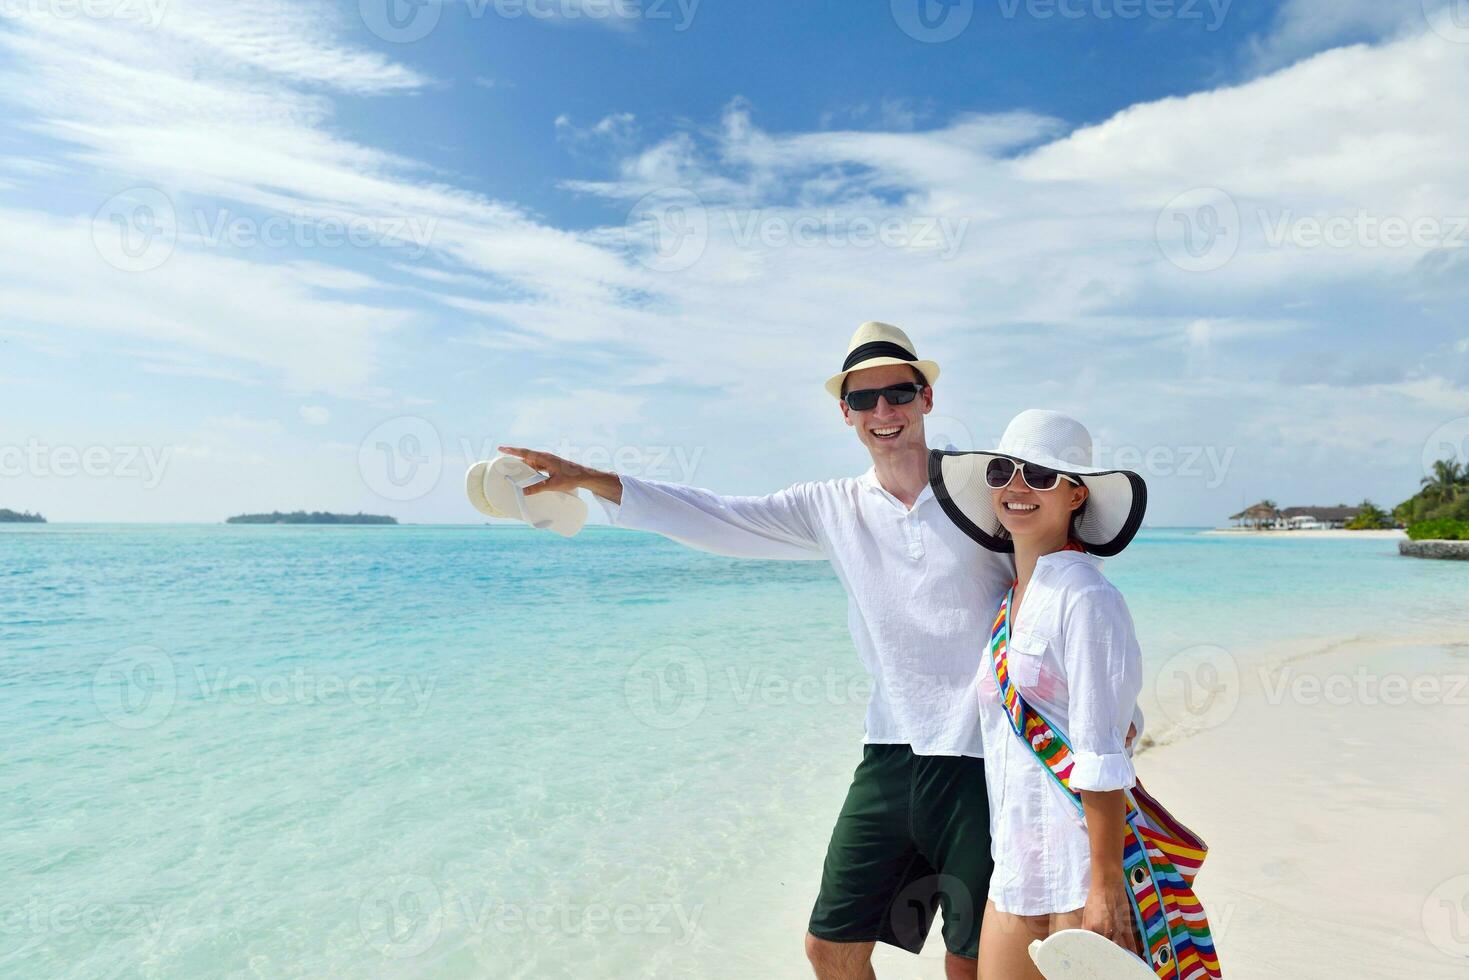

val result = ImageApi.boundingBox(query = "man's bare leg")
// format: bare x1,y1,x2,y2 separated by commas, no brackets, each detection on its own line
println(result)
805,934,876,980
944,951,978,979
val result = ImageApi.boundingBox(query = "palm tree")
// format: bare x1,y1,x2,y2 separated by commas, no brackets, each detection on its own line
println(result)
1348,499,1391,530
1421,459,1465,504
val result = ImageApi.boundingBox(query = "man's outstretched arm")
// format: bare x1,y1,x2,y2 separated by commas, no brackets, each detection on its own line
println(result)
498,446,824,560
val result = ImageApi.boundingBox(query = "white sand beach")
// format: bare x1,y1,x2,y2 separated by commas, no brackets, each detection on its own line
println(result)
1136,633,1469,978
853,624,1469,978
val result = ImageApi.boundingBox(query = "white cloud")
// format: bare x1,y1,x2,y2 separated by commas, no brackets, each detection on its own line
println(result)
0,207,408,395
300,405,332,425
556,112,640,148
3,2,1466,521
1246,0,1442,70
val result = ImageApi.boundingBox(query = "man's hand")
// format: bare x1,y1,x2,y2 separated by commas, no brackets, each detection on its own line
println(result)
497,446,623,504
1082,876,1141,958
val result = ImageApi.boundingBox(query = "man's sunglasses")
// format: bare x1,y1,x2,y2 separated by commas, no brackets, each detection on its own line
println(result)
984,458,1082,492
843,382,924,412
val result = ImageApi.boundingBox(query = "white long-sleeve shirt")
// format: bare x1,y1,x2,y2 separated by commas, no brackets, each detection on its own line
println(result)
980,550,1143,915
596,470,1015,757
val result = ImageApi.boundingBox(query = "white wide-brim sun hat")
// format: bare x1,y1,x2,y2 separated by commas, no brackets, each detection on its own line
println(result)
928,409,1147,557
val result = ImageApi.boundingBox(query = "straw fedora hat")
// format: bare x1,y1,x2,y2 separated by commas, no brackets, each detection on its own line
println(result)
824,321,941,400
929,410,1147,557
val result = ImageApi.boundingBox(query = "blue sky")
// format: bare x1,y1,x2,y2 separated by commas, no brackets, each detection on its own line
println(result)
2,0,1467,524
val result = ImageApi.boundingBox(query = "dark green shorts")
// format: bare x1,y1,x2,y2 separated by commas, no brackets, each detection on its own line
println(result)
808,744,992,959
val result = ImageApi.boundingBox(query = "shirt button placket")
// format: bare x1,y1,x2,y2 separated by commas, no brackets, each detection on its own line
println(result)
907,517,924,560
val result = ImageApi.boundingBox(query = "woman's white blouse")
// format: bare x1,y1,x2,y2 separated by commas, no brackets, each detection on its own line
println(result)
979,550,1143,916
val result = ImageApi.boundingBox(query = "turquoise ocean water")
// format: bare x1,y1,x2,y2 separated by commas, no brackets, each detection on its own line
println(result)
4,525,1468,978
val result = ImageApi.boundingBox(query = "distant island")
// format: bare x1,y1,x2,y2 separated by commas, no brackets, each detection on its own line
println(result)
226,511,397,525
0,508,46,523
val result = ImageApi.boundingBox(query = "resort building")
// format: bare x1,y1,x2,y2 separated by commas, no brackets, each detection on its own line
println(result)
1228,503,1362,530
1280,506,1361,530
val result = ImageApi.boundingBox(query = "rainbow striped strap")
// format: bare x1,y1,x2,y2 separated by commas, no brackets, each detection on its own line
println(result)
988,589,1222,980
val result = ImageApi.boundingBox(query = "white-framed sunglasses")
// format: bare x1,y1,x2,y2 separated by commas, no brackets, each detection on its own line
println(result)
984,457,1083,492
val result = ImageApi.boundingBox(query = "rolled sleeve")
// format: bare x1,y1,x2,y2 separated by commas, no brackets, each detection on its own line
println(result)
1070,750,1136,792
1061,584,1144,794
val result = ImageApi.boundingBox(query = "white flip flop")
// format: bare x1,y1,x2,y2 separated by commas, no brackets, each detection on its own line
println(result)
1029,930,1156,980
464,456,587,538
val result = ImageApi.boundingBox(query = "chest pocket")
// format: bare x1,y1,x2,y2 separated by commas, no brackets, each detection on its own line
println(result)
1005,631,1048,690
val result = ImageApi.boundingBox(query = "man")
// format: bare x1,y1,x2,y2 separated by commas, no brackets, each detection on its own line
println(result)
500,322,1011,979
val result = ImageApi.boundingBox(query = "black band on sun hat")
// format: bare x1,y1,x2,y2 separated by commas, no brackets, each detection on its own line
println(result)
929,449,1014,553
842,341,917,372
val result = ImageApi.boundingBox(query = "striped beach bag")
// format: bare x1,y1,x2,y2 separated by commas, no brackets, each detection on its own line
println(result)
989,589,1223,980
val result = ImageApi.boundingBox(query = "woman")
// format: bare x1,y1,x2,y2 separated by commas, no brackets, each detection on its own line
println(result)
930,410,1220,979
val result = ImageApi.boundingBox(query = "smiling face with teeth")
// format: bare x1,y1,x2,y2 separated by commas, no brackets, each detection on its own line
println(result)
840,363,933,458
990,464,1090,549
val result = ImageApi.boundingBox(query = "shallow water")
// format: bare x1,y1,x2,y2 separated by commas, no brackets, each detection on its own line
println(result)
2,525,1465,977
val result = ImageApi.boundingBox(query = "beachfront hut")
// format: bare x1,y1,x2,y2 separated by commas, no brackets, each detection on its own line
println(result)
1230,502,1281,529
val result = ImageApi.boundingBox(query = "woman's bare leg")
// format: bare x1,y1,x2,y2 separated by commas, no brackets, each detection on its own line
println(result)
1049,907,1084,933
977,900,1048,980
